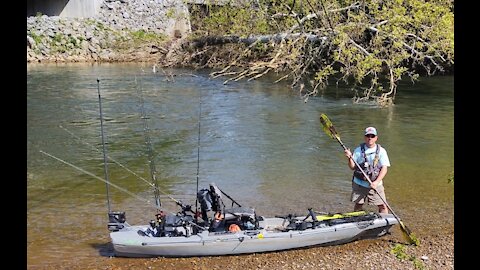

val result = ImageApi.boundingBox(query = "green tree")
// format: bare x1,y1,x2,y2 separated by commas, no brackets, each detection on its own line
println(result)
176,0,453,106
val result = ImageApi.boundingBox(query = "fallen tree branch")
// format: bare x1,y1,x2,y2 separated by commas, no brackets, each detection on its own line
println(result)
189,33,327,48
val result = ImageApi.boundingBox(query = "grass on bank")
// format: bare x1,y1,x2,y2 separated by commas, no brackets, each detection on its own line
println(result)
391,244,426,269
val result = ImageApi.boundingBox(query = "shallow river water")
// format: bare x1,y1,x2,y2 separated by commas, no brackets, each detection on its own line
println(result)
27,63,453,268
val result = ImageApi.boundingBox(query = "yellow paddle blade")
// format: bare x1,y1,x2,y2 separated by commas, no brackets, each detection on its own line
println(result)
399,220,420,246
316,211,366,221
319,113,338,140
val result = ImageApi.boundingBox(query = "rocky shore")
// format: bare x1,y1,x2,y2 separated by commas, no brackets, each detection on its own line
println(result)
26,0,189,63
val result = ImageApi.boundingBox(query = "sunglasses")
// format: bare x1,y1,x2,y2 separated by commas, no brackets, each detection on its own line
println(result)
365,134,376,138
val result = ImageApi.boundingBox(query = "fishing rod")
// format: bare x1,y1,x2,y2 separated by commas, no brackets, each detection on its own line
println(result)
39,150,159,209
59,124,151,186
217,187,242,208
97,78,112,213
194,87,202,224
191,89,243,215
38,150,205,233
40,149,207,231
58,124,185,206
135,77,161,210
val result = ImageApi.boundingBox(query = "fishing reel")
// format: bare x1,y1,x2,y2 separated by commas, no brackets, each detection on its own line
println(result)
175,200,196,217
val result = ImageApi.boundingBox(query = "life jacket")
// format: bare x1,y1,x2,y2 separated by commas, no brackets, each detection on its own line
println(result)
353,143,382,182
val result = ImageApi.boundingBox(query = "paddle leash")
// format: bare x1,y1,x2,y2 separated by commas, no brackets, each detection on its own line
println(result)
319,113,419,246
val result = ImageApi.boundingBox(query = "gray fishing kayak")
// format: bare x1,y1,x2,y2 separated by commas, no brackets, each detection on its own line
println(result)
109,209,398,257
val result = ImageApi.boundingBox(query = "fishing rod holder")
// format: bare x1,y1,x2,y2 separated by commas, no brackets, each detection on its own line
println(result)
108,211,126,232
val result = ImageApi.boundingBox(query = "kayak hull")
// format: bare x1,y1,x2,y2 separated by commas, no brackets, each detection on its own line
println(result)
110,213,397,257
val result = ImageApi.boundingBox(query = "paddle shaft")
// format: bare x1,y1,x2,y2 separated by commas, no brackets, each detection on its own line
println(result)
330,132,411,234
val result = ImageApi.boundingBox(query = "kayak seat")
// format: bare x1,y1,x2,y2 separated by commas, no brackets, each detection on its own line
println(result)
224,207,256,221
223,207,258,230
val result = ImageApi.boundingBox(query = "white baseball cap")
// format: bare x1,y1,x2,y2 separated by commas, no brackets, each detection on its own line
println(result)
364,126,377,136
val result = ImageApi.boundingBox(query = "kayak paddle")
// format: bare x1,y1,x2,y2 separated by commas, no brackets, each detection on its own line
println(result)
319,113,419,246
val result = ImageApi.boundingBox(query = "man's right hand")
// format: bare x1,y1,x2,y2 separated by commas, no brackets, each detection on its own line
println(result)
344,149,352,159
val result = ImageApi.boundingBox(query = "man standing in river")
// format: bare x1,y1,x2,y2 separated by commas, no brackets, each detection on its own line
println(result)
344,127,390,214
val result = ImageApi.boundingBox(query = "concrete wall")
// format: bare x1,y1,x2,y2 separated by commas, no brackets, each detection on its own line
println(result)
61,0,103,18
27,0,103,18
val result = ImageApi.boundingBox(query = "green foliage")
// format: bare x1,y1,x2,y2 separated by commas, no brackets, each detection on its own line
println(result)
315,65,337,86
84,18,96,26
113,29,167,50
413,259,426,270
68,36,82,48
52,33,63,43
448,170,454,184
49,34,65,53
408,232,421,246
95,21,106,31
129,30,166,43
391,244,409,260
187,0,454,105
166,8,176,19
46,32,84,53
390,244,425,269
197,4,272,36
29,32,43,44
